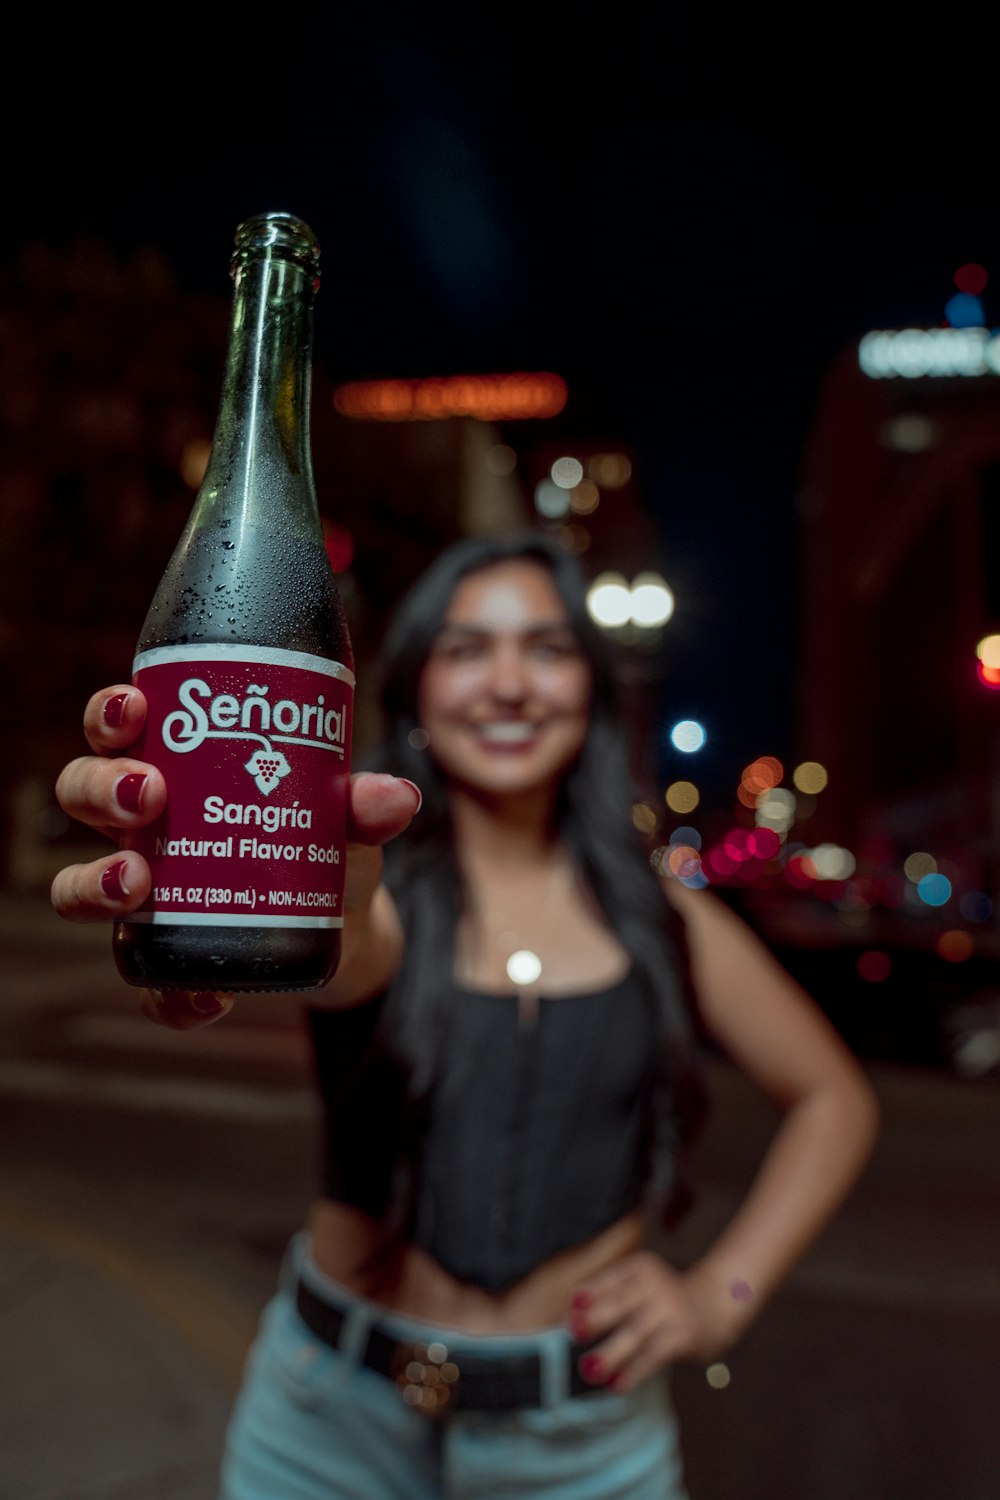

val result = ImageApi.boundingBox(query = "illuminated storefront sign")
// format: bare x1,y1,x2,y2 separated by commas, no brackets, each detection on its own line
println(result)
333,372,568,421
859,327,1000,379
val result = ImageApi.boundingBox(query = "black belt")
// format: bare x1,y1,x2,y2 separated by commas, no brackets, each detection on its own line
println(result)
295,1277,603,1415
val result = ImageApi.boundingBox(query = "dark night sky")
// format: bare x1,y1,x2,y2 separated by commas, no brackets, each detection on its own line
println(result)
6,27,1000,787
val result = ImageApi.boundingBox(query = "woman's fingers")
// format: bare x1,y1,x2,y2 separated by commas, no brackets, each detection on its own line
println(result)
51,851,152,923
83,686,147,755
140,990,235,1030
570,1252,707,1391
55,756,166,840
346,773,422,846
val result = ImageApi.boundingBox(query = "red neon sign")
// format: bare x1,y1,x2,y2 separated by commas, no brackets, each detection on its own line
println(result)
332,372,568,422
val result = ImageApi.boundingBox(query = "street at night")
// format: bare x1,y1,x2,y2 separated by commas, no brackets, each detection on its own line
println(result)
1,890,998,1499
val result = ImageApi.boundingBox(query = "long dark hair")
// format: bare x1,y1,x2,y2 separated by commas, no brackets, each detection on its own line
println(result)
366,531,706,1242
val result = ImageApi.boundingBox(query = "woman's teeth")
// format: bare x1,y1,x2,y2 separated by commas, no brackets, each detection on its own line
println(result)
476,722,537,744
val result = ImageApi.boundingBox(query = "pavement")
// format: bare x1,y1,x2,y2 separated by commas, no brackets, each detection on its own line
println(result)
2,888,1000,1499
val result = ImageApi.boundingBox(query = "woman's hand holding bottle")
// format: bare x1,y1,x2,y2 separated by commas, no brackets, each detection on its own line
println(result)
50,685,421,1026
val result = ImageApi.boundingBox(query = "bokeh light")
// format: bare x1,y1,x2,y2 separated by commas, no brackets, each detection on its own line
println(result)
741,756,784,796
668,844,702,878
917,872,952,906
960,891,993,923
586,573,632,626
629,573,674,627
669,825,702,850
903,851,937,883
954,262,988,296
807,844,856,880
587,452,631,488
945,291,984,328
534,478,570,518
858,950,892,982
551,456,585,490
569,479,600,514
747,827,781,860
666,780,700,814
631,801,659,835
937,929,974,962
976,634,1000,687
792,761,828,794
670,720,707,753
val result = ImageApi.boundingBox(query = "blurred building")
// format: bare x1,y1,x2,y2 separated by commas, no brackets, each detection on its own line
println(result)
792,321,1000,942
0,235,660,889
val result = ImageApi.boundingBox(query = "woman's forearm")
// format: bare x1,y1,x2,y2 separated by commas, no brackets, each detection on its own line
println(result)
684,1069,880,1348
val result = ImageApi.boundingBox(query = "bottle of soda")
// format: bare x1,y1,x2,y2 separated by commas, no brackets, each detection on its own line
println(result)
113,211,354,992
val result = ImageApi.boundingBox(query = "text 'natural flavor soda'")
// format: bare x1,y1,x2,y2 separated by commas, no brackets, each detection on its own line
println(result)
113,212,354,992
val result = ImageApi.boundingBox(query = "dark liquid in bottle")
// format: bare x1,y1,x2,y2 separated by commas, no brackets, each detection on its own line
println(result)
113,526,352,992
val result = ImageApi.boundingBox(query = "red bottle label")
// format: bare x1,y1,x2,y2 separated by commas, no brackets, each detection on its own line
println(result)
126,644,354,929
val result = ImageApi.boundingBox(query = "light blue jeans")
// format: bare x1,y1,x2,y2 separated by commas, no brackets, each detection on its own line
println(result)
218,1235,689,1499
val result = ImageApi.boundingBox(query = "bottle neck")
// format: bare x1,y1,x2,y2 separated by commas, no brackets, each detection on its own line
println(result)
199,253,319,534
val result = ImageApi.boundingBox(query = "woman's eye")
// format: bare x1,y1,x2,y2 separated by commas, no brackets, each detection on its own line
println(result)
532,640,576,659
441,641,483,660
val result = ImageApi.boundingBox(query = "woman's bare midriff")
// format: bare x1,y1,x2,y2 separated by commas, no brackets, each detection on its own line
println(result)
307,1198,646,1333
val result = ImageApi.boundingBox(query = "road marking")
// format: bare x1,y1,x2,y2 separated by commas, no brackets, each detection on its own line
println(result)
0,1198,259,1389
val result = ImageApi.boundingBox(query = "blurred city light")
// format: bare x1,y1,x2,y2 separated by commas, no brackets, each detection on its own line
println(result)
960,891,993,922
631,801,659,834
587,452,631,488
945,292,984,328
937,929,974,962
904,851,937,883
535,479,570,518
670,720,707,753
585,571,674,630
665,780,700,814
629,572,675,627
792,761,828,794
669,825,702,849
954,262,988,296
569,480,600,515
333,372,569,421
550,456,584,489
858,950,892,982
976,633,1000,687
917,872,952,906
586,572,632,626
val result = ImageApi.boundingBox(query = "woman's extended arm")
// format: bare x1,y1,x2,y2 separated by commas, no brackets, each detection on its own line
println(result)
570,879,880,1390
50,685,419,1025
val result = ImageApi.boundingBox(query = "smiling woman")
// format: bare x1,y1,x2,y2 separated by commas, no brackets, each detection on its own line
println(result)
50,528,879,1500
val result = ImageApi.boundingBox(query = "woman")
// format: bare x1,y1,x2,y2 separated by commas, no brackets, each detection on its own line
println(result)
52,531,879,1499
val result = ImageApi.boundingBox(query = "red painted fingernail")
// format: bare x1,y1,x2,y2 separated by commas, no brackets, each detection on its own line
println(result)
571,1291,592,1310
103,692,131,728
191,993,226,1016
399,779,423,814
578,1353,603,1382
115,773,147,813
101,860,130,900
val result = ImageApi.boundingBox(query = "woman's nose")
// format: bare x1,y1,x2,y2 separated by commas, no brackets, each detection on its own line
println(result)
487,647,529,701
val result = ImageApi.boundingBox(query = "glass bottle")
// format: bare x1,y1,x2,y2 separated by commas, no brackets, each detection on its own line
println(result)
113,211,354,992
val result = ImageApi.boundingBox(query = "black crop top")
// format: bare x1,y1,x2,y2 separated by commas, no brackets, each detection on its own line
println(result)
307,969,660,1293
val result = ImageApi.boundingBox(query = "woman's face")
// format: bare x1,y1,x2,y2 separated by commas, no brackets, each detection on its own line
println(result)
417,559,593,800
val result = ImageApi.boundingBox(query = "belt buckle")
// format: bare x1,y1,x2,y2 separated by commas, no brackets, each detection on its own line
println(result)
392,1339,461,1416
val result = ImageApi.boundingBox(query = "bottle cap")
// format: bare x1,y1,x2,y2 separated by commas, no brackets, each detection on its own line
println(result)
231,212,321,279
